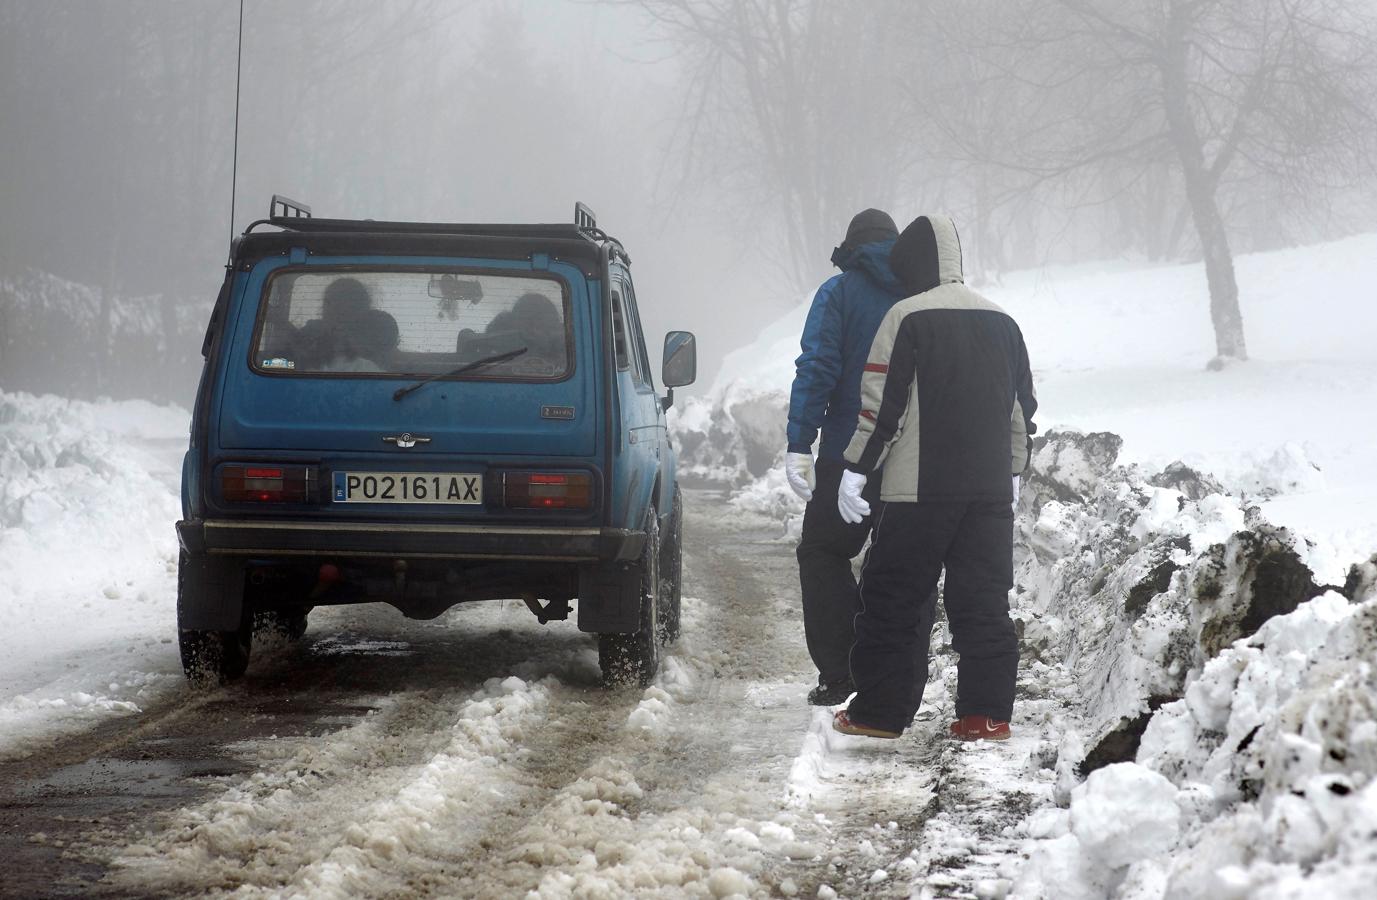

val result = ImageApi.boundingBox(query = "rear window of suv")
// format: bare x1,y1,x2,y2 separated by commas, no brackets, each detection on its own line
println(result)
252,269,572,381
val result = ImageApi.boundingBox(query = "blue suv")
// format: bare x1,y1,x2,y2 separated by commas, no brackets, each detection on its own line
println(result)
177,197,696,686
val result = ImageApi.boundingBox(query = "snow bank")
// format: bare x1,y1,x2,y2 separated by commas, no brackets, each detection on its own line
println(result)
1017,585,1377,899
669,292,807,484
1011,763,1183,898
1009,430,1377,897
727,464,804,532
673,388,792,486
0,390,188,758
1014,431,1344,775
1129,587,1377,898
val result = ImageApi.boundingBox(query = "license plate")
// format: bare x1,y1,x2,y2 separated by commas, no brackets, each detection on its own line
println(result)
332,472,482,504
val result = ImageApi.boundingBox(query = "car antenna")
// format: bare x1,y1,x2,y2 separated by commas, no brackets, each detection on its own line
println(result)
226,0,245,268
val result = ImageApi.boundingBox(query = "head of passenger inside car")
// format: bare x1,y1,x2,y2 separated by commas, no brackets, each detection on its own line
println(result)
321,277,371,323
295,277,373,369
352,308,399,368
319,308,398,374
509,292,564,360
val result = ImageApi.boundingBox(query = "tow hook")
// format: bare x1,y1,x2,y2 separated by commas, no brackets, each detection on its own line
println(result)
521,594,571,624
393,560,408,600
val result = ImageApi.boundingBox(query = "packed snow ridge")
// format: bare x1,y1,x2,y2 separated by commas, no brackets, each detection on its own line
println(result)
1008,431,1377,898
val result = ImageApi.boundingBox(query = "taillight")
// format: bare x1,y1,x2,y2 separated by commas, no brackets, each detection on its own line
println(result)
502,471,593,509
222,464,315,503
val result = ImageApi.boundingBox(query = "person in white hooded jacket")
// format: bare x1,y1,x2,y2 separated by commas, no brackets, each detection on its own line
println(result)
832,214,1036,742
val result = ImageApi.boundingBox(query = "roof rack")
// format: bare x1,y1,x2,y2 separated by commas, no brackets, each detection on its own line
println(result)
574,201,596,231
270,194,312,219
246,197,628,262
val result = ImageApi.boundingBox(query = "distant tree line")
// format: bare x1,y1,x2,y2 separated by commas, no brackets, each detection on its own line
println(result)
3,0,1375,399
0,1,235,402
0,0,472,404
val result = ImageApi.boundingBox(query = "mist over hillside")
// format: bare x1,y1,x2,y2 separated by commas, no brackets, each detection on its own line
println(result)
3,0,1375,402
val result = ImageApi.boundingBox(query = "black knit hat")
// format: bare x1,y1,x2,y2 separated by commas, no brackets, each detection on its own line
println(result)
841,208,899,250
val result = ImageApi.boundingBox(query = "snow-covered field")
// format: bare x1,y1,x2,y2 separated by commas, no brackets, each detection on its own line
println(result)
2,233,1376,897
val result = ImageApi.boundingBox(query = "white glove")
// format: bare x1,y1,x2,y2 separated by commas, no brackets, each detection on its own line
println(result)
837,469,871,524
1012,474,1021,512
785,452,816,502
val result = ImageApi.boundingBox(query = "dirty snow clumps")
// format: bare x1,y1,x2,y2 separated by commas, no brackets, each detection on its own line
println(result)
1009,431,1377,898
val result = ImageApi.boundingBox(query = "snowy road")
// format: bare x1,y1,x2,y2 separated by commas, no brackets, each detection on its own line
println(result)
0,491,1054,899
8,231,1377,897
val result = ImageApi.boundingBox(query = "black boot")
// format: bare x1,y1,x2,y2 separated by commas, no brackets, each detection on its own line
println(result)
807,679,855,706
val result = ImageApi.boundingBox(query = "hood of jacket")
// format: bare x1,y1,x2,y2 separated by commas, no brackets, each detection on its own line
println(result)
832,238,904,296
889,215,964,295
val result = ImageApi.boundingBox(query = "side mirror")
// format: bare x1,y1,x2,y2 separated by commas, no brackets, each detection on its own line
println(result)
660,331,697,412
662,331,697,388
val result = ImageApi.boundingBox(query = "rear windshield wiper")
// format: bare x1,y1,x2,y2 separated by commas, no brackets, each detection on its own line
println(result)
392,347,528,402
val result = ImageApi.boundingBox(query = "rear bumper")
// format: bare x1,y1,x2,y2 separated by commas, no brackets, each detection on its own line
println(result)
176,518,645,563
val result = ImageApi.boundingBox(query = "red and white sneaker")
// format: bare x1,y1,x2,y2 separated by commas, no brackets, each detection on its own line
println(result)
949,715,1011,742
832,709,901,739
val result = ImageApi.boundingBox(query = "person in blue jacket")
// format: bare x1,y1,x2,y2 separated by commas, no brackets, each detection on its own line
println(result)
785,208,907,706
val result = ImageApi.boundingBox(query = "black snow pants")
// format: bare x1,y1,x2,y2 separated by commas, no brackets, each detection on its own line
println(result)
847,499,1017,733
796,457,883,686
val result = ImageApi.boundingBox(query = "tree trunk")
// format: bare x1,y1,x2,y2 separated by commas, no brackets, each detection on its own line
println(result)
1160,1,1248,364
1183,174,1247,361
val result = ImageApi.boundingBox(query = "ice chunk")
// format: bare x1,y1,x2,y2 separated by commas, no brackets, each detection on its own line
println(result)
1070,762,1180,869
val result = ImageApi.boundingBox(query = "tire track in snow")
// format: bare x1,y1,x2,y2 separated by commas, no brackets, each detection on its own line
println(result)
108,495,834,899
105,618,645,898
20,491,1067,898
408,497,840,897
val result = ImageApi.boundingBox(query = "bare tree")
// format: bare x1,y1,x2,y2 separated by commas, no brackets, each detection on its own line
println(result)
942,0,1377,364
896,0,1068,282
624,0,927,291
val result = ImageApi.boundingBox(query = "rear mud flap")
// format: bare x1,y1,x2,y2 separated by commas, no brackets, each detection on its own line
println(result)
576,564,641,633
179,554,245,632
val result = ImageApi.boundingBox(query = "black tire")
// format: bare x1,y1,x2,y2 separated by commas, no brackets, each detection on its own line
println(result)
177,551,252,687
598,510,661,687
658,484,683,645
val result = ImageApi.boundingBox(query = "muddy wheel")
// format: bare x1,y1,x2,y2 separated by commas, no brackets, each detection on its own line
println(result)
658,485,683,645
177,551,252,687
598,510,661,687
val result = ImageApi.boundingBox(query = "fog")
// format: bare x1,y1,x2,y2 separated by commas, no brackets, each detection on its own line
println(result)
3,0,1376,404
